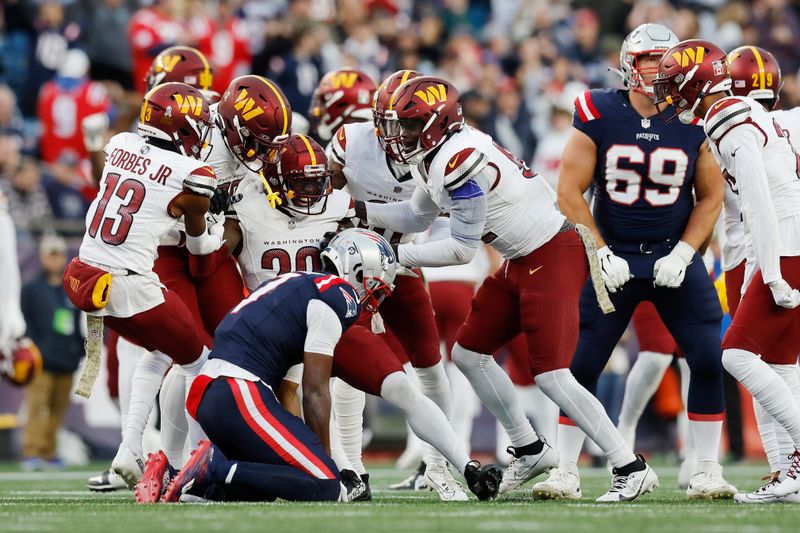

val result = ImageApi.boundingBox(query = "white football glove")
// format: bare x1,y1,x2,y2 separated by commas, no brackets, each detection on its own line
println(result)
185,224,225,256
597,246,632,293
81,112,110,152
768,279,800,309
653,241,695,288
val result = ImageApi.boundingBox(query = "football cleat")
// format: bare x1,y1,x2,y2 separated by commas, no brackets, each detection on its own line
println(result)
774,450,800,497
111,444,145,490
87,469,128,492
498,441,558,494
677,459,693,489
532,468,582,500
389,461,428,491
358,474,373,502
734,473,788,504
686,463,737,499
424,463,469,502
464,461,502,501
162,440,215,503
340,469,370,502
596,456,658,502
135,451,174,504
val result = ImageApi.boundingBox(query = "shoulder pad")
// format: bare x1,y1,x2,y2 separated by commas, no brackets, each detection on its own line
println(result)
327,125,347,166
573,90,603,123
704,97,752,142
184,165,217,198
442,147,488,191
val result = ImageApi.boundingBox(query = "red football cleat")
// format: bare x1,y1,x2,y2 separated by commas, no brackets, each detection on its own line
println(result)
161,440,214,503
135,451,171,504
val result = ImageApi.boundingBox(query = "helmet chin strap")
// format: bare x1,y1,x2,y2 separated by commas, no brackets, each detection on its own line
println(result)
679,79,713,125
258,170,283,209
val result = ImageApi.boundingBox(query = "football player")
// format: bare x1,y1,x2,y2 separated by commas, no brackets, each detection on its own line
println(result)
358,74,659,501
309,68,376,141
326,69,459,497
63,83,222,489
718,45,800,504
540,24,735,500
0,191,25,359
655,38,800,499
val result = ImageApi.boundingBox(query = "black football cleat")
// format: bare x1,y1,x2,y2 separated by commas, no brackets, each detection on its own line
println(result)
464,461,502,501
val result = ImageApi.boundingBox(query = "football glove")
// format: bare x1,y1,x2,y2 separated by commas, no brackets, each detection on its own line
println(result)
82,113,109,152
768,279,800,309
209,188,230,215
653,241,695,288
597,246,632,293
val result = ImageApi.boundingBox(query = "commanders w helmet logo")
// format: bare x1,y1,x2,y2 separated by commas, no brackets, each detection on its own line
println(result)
671,46,705,68
233,89,266,121
156,54,182,73
414,84,448,105
330,72,359,89
174,93,203,116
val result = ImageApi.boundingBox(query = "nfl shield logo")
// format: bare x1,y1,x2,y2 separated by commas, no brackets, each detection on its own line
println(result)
641,118,650,129
393,186,402,193
288,219,296,230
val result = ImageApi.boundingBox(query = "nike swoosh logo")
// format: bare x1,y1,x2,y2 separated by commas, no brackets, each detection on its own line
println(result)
529,266,543,275
448,156,460,169
731,147,740,157
713,100,726,110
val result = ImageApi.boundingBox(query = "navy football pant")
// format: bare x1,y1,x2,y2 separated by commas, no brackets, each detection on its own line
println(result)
568,253,724,417
194,377,340,502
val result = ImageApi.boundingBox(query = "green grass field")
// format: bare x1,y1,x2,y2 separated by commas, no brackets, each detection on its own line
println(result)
0,462,794,533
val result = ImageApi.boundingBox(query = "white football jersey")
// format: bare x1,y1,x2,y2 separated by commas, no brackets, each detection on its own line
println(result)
410,126,565,260
229,176,355,291
705,97,800,283
80,132,216,274
327,121,416,244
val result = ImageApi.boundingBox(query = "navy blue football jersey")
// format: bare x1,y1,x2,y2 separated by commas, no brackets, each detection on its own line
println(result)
210,272,361,388
573,89,707,245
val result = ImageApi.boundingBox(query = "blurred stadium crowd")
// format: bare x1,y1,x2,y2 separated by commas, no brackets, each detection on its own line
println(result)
1,0,798,463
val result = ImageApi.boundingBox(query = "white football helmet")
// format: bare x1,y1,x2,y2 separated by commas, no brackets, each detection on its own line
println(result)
320,228,398,314
618,23,679,96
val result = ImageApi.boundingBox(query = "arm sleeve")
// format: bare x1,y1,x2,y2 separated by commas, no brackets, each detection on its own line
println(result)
304,299,344,356
396,168,491,267
364,186,441,233
283,364,303,385
0,204,25,349
723,125,783,284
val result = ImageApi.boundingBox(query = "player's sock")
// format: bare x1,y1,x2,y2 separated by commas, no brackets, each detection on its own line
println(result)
122,350,172,455
415,361,452,417
771,363,800,477
332,378,367,476
451,343,539,447
536,368,636,468
222,460,340,502
396,362,424,467
445,361,479,452
328,403,355,473
677,358,694,462
557,420,586,473
617,351,672,441
380,371,471,473
116,336,148,431
753,400,781,473
159,367,188,468
777,423,794,479
179,347,210,449
722,349,800,447
689,418,723,471
517,384,559,446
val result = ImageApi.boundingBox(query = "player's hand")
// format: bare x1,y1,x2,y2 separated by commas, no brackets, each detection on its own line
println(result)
653,241,695,288
319,231,337,250
597,246,632,293
209,188,230,215
81,113,109,152
768,279,800,309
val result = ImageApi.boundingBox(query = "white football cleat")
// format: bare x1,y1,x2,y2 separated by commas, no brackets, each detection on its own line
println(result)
686,463,737,499
596,457,658,502
87,469,128,492
424,463,469,502
532,468,582,500
111,444,145,490
774,451,800,497
734,474,787,504
498,442,558,494
677,459,693,489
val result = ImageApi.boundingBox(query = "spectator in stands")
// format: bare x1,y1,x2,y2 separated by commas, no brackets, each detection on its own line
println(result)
207,0,253,94
128,0,186,94
267,26,322,114
491,77,537,164
20,234,83,471
0,157,53,234
87,0,134,89
0,84,24,141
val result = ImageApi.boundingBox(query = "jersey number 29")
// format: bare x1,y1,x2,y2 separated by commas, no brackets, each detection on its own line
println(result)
605,145,688,206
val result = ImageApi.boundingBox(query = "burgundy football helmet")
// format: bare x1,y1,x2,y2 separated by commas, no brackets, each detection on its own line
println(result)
376,75,464,164
373,70,422,159
264,133,332,215
137,82,213,159
653,39,732,123
728,46,782,110
0,338,42,387
145,46,214,93
310,69,377,140
217,75,292,171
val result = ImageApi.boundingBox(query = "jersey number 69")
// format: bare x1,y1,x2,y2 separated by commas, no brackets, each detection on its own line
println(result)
605,145,688,207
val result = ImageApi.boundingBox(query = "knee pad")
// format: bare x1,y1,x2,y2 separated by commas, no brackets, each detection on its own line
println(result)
379,371,418,407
